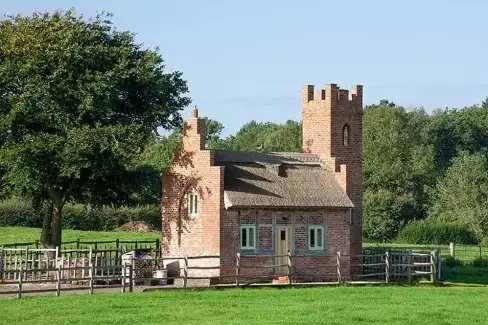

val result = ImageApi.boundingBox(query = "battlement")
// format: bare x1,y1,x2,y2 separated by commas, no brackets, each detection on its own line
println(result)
302,84,363,109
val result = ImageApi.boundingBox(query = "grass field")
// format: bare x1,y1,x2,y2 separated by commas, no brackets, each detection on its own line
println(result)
0,227,160,246
1,286,487,325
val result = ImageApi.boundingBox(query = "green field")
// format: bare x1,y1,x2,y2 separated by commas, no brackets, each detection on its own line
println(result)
0,227,485,260
0,227,160,246
1,286,487,325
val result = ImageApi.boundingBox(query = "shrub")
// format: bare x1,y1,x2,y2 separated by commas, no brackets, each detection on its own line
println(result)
0,199,160,231
0,198,43,228
395,220,478,245
443,256,462,268
471,258,488,268
363,189,416,242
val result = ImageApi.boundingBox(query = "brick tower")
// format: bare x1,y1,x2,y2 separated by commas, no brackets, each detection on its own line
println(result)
302,84,363,265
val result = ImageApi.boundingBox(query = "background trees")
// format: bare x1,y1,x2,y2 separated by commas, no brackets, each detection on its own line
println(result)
1,11,488,245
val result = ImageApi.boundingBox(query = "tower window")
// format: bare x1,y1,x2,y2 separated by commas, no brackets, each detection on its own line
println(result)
343,124,349,146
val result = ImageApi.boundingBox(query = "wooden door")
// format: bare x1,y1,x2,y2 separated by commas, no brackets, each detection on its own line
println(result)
275,227,292,275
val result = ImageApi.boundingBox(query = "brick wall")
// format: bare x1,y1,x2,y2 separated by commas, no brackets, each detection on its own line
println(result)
161,109,224,278
302,83,363,273
218,208,351,283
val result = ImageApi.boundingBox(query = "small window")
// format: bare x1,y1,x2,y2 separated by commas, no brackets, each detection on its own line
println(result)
309,226,325,250
188,192,198,216
240,225,256,250
343,124,349,146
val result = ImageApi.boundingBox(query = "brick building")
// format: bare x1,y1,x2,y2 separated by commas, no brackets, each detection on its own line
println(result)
161,83,363,284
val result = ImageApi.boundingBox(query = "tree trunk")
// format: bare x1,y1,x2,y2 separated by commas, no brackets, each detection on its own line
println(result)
40,201,53,248
40,193,64,259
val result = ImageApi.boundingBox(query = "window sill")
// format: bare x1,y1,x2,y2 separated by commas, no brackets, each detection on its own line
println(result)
303,250,328,256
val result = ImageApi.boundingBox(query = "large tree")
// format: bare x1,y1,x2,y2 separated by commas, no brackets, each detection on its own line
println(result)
0,10,191,250
428,150,488,242
362,101,435,240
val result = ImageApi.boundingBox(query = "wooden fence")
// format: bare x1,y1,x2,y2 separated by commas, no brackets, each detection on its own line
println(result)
1,263,134,298
1,249,440,299
0,247,131,281
1,238,160,254
362,246,441,281
121,251,439,287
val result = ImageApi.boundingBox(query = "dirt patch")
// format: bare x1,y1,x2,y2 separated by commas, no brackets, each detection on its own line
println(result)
115,221,156,233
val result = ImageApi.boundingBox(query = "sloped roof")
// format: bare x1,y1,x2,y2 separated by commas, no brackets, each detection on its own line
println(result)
213,151,353,209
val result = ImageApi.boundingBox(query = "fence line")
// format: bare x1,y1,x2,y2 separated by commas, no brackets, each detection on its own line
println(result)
1,248,440,299
104,251,439,288
7,263,134,298
1,238,160,254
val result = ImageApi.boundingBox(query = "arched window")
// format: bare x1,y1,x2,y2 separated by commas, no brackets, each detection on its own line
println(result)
343,124,349,146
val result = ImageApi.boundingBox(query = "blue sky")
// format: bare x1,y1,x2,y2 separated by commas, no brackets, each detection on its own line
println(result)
3,0,488,136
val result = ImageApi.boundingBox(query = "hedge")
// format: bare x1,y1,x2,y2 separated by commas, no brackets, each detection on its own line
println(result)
395,220,478,245
0,198,161,231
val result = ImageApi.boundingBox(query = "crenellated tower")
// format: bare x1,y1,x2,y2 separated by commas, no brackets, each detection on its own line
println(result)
302,83,363,259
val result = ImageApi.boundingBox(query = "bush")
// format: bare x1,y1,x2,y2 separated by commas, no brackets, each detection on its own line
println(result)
443,256,462,268
395,220,478,245
472,258,488,268
0,198,42,228
0,199,160,231
363,189,416,242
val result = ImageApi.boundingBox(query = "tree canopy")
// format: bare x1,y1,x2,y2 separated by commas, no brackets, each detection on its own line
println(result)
0,10,190,249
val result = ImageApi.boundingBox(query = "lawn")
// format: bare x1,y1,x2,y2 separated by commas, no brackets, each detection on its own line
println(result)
0,227,160,246
1,286,487,325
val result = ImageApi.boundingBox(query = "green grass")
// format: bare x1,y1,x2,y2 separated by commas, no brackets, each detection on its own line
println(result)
1,286,488,325
0,227,160,246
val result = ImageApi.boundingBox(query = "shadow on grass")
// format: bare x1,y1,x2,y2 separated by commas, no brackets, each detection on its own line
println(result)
441,263,488,286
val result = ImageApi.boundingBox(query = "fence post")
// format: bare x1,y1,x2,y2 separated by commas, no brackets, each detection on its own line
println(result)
183,255,188,288
17,267,23,299
89,261,95,295
76,239,80,250
0,248,3,281
155,239,160,258
449,242,455,259
235,253,240,286
385,252,390,284
115,239,120,266
56,264,62,297
88,247,93,270
336,252,342,284
407,250,412,284
25,247,29,271
430,251,437,284
287,251,293,285
438,250,442,281
122,262,127,293
479,245,482,260
129,264,133,293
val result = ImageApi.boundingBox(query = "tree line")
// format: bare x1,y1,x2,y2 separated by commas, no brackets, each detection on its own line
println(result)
138,99,488,243
1,10,488,248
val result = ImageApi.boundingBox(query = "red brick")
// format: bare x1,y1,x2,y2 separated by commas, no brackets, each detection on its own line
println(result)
162,83,364,282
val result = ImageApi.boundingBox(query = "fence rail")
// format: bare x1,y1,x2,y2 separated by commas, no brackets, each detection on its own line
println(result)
1,247,440,299
3,263,134,298
0,238,160,254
